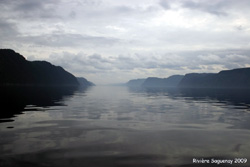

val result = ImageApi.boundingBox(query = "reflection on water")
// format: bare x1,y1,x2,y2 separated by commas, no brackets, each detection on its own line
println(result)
0,86,250,167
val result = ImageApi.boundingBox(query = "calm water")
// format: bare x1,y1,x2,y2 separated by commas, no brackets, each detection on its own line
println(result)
1,86,250,167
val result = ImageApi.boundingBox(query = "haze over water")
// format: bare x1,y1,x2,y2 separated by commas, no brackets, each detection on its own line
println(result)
1,86,250,167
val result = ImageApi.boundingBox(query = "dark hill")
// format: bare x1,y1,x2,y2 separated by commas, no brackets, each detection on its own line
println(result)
142,75,184,87
178,68,250,88
0,49,79,86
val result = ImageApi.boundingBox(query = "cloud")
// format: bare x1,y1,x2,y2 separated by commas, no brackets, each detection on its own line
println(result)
179,49,250,71
48,49,250,78
180,0,228,16
1,0,60,20
197,52,250,69
69,11,76,18
19,33,120,47
1,0,250,84
158,0,250,17
0,19,19,39
159,0,171,10
48,52,114,75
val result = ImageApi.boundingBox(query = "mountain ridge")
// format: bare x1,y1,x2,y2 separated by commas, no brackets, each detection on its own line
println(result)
126,68,250,89
142,75,184,87
126,75,184,88
0,49,94,87
179,68,250,88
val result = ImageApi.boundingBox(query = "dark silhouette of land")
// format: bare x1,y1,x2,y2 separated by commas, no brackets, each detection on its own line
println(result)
142,75,184,87
179,68,250,88
127,75,184,87
127,68,250,89
0,49,93,86
0,49,95,120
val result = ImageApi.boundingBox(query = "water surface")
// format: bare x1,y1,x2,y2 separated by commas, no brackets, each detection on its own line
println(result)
1,86,250,167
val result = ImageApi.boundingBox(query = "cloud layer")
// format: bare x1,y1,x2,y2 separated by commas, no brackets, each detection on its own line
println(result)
1,0,250,84
48,49,250,84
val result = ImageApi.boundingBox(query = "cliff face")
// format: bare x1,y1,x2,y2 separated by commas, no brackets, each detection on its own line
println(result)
142,75,184,87
178,68,250,88
216,68,250,88
178,73,216,88
0,49,79,86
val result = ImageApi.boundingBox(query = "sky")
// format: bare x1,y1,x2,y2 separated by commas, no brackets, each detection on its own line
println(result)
1,0,250,85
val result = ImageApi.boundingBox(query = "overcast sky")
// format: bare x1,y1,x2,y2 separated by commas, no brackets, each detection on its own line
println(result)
1,0,250,84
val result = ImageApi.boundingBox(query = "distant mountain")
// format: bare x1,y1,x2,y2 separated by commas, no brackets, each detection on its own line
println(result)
178,68,250,88
0,49,93,86
142,75,184,88
126,78,146,87
77,77,95,87
126,75,184,88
